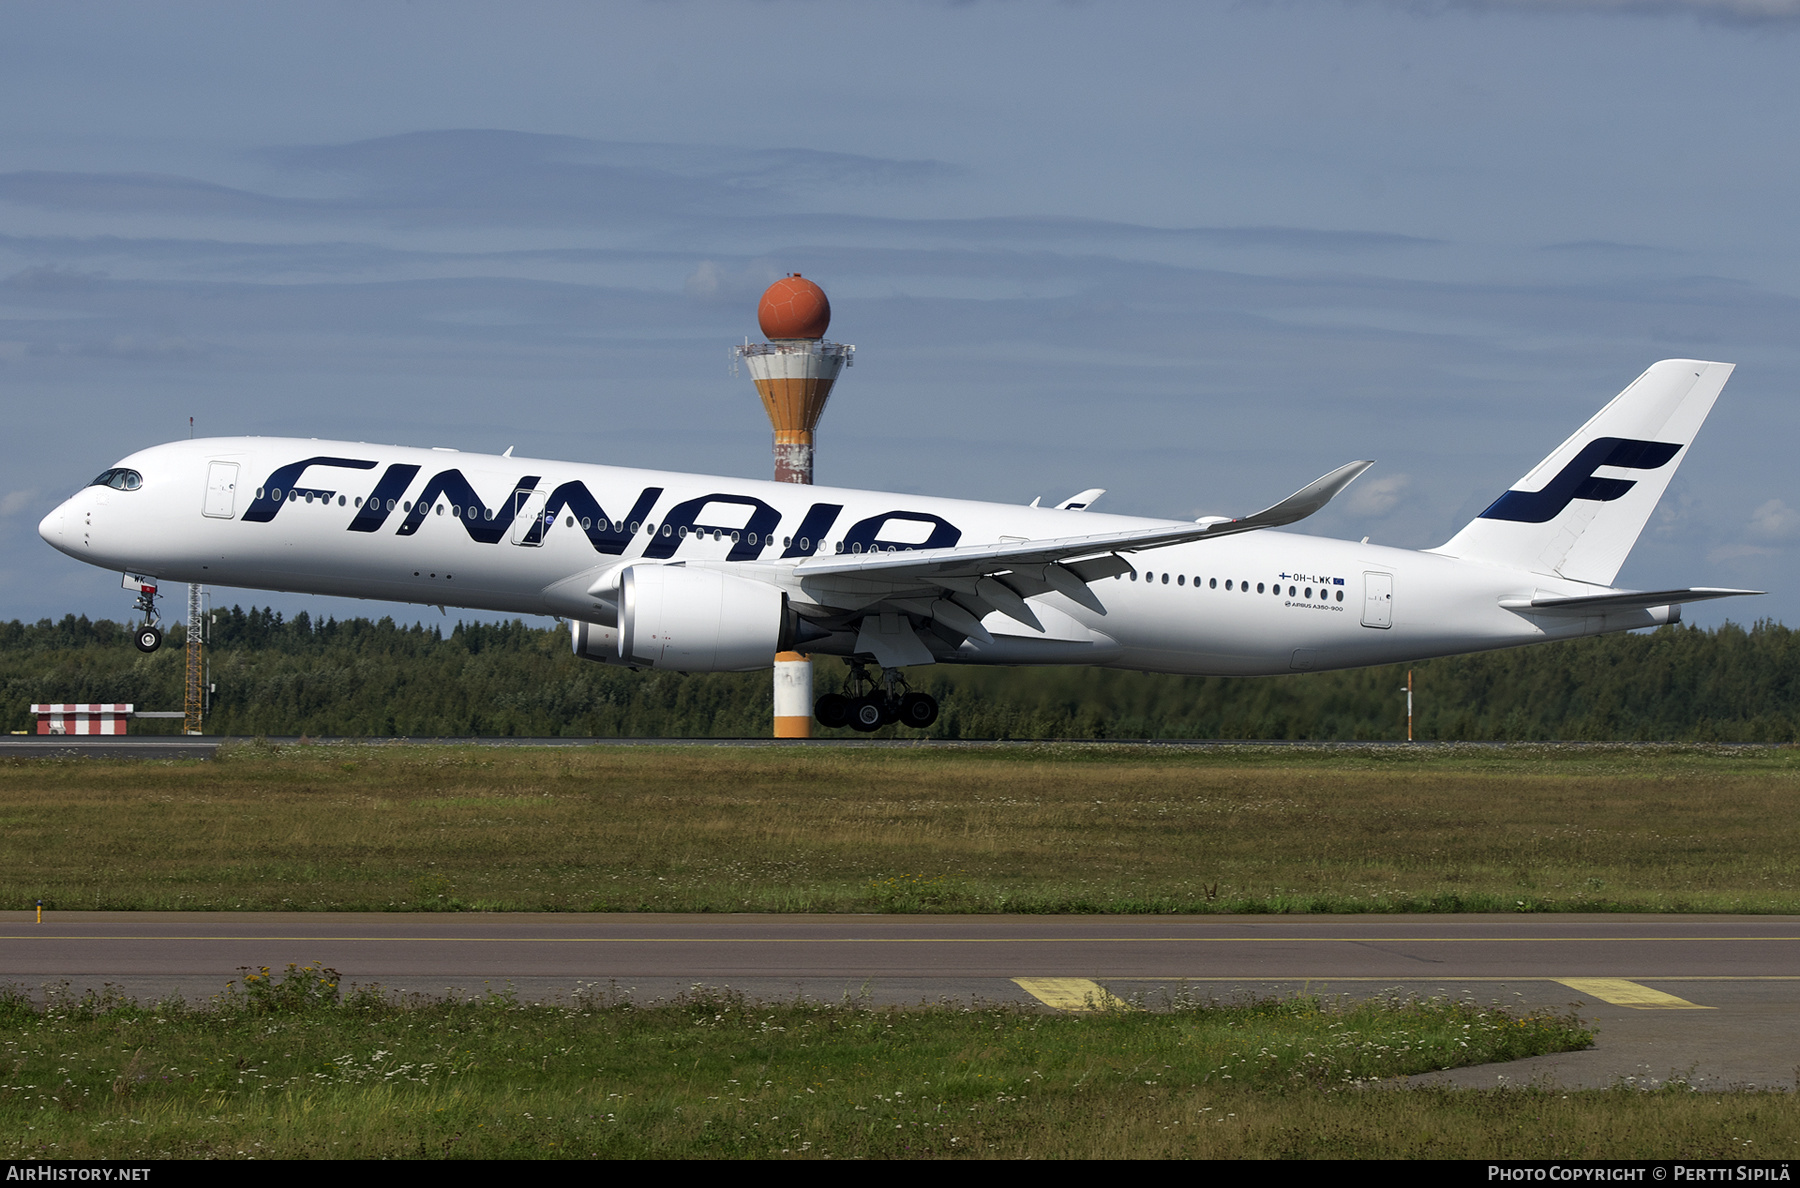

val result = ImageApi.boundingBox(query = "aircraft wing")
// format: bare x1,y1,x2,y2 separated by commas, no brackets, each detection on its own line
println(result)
776,460,1374,654
1500,587,1763,615
794,459,1375,584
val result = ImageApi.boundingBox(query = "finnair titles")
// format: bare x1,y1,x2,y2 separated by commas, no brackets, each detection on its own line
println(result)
41,360,1759,730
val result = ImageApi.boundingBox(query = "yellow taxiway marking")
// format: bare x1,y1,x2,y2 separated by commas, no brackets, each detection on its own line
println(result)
1555,978,1713,1009
1013,977,1132,1012
1098,975,1800,983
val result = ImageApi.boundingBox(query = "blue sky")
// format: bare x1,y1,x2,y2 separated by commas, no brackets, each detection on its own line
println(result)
3,1,1798,628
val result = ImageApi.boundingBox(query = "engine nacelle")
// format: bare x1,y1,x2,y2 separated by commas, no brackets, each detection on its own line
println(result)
618,564,788,672
569,618,628,666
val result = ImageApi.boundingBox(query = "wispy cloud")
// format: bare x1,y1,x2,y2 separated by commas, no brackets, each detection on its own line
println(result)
1374,0,1800,22
1342,472,1411,517
1748,498,1800,541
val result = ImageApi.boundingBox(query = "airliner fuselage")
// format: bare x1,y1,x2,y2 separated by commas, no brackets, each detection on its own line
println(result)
39,432,1690,680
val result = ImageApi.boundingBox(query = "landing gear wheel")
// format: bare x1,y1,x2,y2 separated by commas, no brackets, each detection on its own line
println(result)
898,692,939,729
814,693,850,729
848,696,886,733
134,626,163,653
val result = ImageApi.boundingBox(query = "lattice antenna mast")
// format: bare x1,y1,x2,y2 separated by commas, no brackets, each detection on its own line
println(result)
183,583,204,735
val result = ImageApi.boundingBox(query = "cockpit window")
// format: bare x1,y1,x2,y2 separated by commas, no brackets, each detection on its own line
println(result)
89,469,143,491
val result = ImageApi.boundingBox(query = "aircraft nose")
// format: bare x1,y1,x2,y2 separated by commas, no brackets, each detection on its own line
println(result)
38,499,71,553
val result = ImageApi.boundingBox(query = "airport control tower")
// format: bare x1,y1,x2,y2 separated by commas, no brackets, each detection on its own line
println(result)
735,274,854,736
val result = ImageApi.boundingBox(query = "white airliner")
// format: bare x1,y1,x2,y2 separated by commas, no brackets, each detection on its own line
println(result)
39,359,1759,730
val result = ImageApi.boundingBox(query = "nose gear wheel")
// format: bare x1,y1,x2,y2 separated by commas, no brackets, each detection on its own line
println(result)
129,580,164,653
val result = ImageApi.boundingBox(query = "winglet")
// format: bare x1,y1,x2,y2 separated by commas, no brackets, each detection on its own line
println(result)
1221,460,1374,533
1056,488,1106,512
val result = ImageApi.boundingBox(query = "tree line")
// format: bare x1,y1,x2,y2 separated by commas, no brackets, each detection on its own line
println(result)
2,607,1796,741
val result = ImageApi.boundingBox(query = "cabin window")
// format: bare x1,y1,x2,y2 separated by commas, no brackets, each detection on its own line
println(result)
1160,573,1169,585
1336,589,1345,602
1224,580,1232,590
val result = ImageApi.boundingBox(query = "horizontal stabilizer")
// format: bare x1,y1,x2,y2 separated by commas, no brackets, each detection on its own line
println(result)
1499,587,1761,616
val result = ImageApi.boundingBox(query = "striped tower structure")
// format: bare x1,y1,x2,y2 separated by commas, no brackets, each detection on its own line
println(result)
734,274,854,737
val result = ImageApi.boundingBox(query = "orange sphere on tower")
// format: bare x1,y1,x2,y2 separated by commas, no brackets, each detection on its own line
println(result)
758,274,831,341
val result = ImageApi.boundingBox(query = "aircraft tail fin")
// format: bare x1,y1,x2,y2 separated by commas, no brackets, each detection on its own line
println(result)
1432,360,1733,586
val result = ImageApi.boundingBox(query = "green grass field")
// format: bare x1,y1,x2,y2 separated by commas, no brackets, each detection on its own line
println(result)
4,742,1799,913
0,968,1644,1160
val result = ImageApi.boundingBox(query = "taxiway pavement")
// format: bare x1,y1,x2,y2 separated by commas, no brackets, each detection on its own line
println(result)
2,912,1793,1090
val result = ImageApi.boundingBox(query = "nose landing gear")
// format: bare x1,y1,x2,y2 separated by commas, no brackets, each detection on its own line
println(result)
813,662,938,732
126,575,163,653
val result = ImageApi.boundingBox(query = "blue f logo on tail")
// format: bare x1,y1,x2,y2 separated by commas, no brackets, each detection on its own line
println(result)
1479,437,1681,524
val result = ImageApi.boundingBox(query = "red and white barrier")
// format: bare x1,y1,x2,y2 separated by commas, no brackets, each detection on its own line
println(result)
31,704,134,736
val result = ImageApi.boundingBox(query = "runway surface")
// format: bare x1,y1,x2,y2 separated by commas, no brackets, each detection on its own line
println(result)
1,736,1776,760
3,911,1795,1090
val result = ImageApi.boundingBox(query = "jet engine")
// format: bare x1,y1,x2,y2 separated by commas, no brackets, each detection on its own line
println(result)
569,618,626,666
615,564,794,672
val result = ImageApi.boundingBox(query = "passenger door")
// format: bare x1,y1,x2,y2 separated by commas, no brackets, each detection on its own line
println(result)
1362,571,1393,629
509,488,550,546
203,461,239,519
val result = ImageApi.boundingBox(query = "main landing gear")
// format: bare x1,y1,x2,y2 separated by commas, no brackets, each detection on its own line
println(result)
128,576,163,653
814,662,938,733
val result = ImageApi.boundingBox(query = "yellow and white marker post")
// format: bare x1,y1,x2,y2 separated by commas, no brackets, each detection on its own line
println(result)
773,651,814,738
